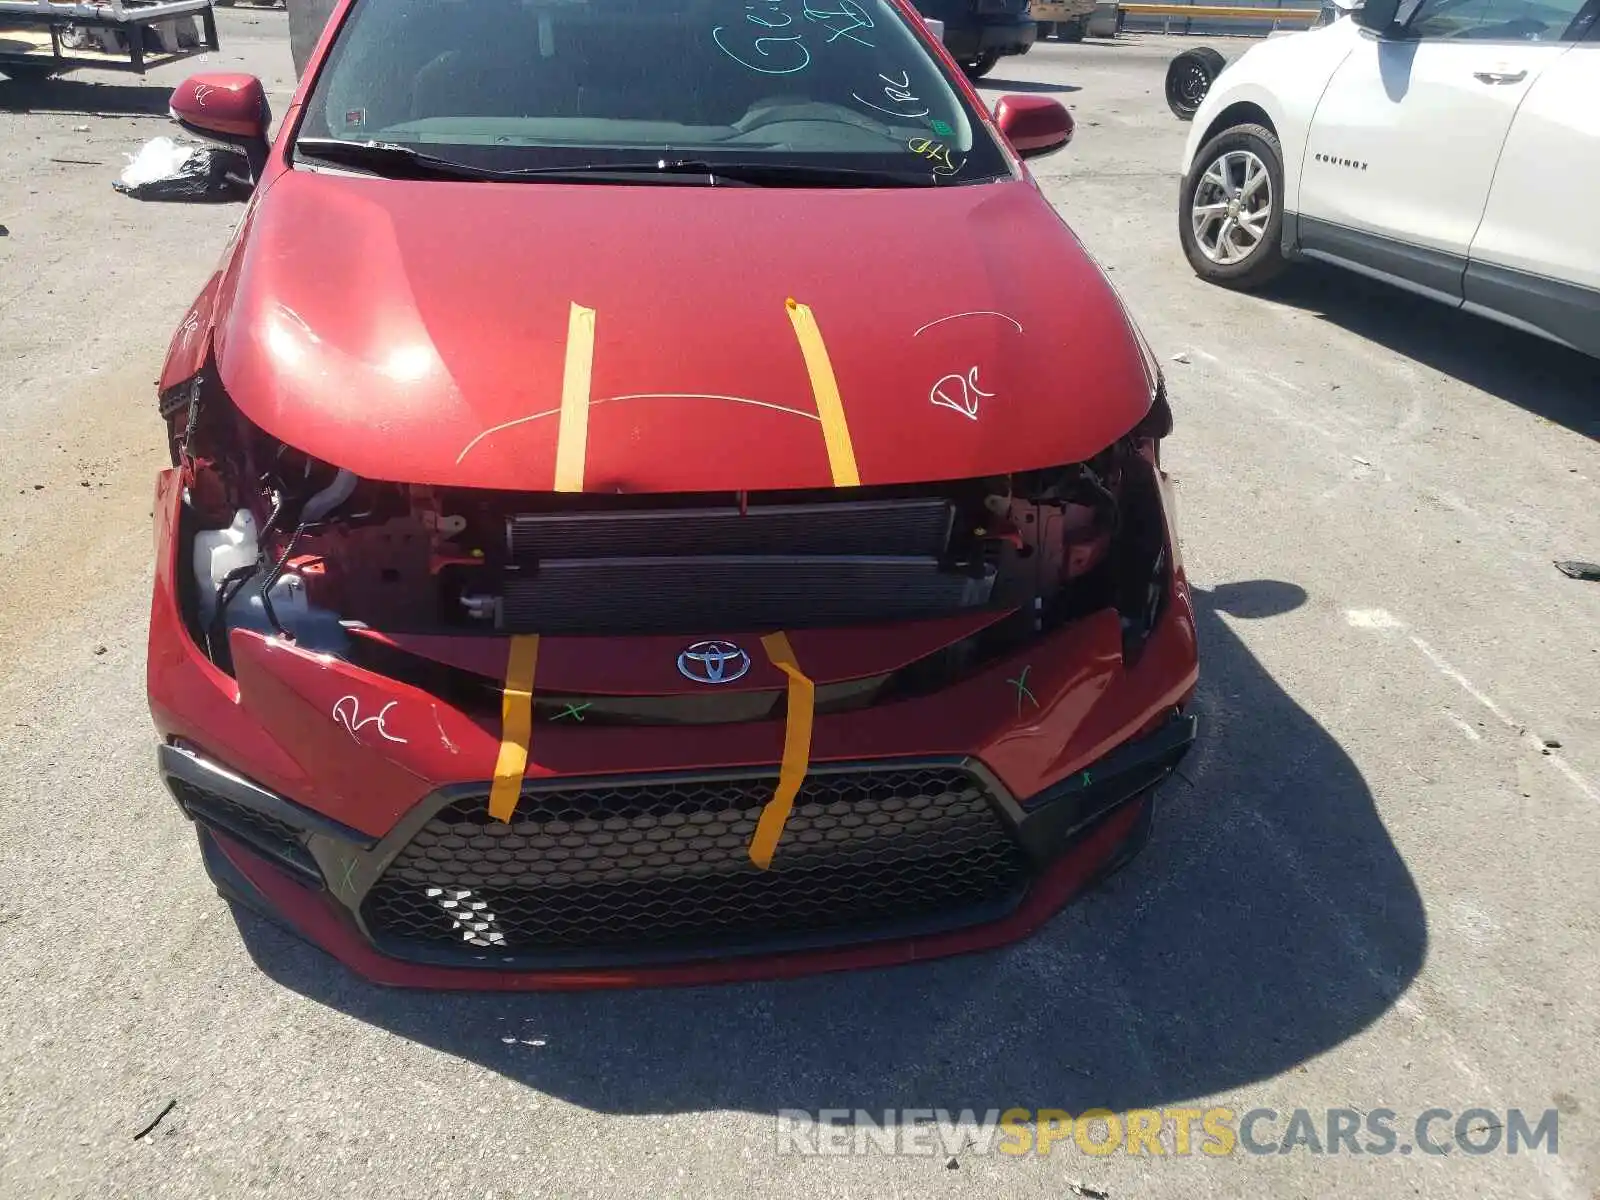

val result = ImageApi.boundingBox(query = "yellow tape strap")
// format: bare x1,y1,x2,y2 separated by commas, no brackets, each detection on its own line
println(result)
785,298,861,488
487,634,540,824
749,632,816,870
553,303,596,493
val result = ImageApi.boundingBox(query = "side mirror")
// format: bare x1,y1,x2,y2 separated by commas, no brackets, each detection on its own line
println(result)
170,73,271,185
1352,0,1402,31
994,95,1074,160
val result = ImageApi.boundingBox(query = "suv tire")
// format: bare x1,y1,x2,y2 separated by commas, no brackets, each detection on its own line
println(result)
1179,122,1288,290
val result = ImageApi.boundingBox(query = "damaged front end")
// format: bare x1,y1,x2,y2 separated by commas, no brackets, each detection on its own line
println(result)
152,353,1195,980
161,358,1179,702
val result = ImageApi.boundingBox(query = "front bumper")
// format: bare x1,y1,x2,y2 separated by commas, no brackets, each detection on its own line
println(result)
148,468,1198,989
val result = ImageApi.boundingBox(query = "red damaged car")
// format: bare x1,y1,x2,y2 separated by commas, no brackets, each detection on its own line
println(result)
149,0,1198,989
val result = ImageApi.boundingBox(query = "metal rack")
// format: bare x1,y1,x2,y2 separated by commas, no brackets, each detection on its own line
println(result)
0,0,219,78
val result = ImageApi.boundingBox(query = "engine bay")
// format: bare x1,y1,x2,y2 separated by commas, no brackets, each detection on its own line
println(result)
166,365,1169,680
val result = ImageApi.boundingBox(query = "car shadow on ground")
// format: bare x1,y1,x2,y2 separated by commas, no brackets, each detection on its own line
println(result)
0,76,171,115
236,578,1426,1118
981,77,1082,93
1264,264,1600,442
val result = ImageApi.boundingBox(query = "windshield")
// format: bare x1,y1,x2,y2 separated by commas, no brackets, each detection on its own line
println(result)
296,0,1012,184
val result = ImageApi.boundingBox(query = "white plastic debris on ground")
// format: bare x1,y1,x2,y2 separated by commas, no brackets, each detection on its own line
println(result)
117,136,204,190
113,136,243,202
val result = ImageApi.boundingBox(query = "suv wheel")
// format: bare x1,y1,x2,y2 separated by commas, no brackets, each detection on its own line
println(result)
1179,123,1287,289
962,50,1000,80
1061,17,1086,40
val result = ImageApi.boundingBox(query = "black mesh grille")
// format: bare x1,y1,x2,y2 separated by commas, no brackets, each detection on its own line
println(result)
362,767,1028,958
170,777,319,878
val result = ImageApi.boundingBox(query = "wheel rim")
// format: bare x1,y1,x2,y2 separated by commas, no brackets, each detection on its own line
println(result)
1191,149,1272,266
1173,63,1210,109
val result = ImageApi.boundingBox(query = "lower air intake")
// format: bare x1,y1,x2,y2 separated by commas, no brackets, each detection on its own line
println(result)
169,776,320,882
362,765,1028,960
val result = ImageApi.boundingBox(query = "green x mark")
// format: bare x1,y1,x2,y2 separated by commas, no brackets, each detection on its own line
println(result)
337,856,359,898
554,702,592,723
1007,666,1039,717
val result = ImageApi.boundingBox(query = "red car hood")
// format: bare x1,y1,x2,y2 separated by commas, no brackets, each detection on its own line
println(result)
212,169,1154,493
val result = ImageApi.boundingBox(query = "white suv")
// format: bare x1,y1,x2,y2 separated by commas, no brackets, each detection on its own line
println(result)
1177,0,1599,359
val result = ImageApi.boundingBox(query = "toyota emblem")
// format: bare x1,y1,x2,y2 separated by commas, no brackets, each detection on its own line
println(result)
677,640,751,685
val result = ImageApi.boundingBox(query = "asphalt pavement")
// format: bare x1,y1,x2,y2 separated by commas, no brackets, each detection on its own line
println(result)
1,15,1596,1199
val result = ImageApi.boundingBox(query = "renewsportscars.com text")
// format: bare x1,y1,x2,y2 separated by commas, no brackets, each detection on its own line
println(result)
775,1107,1560,1158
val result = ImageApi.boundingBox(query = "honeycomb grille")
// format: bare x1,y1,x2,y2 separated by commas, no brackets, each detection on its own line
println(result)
362,767,1028,957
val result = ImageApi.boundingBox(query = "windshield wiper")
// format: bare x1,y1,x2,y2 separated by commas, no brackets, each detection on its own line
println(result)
294,139,939,187
295,138,671,183
294,138,510,179
639,159,937,188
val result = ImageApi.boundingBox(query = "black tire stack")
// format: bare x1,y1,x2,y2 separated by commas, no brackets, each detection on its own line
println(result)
1164,46,1226,120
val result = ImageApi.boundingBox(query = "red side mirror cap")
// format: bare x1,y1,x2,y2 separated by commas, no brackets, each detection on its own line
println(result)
994,94,1074,159
170,73,269,141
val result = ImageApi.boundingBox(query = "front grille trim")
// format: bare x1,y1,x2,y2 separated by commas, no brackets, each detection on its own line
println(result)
356,759,1032,969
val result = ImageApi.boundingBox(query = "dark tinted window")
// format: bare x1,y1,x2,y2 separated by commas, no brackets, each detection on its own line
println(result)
1404,0,1589,38
299,0,1011,183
